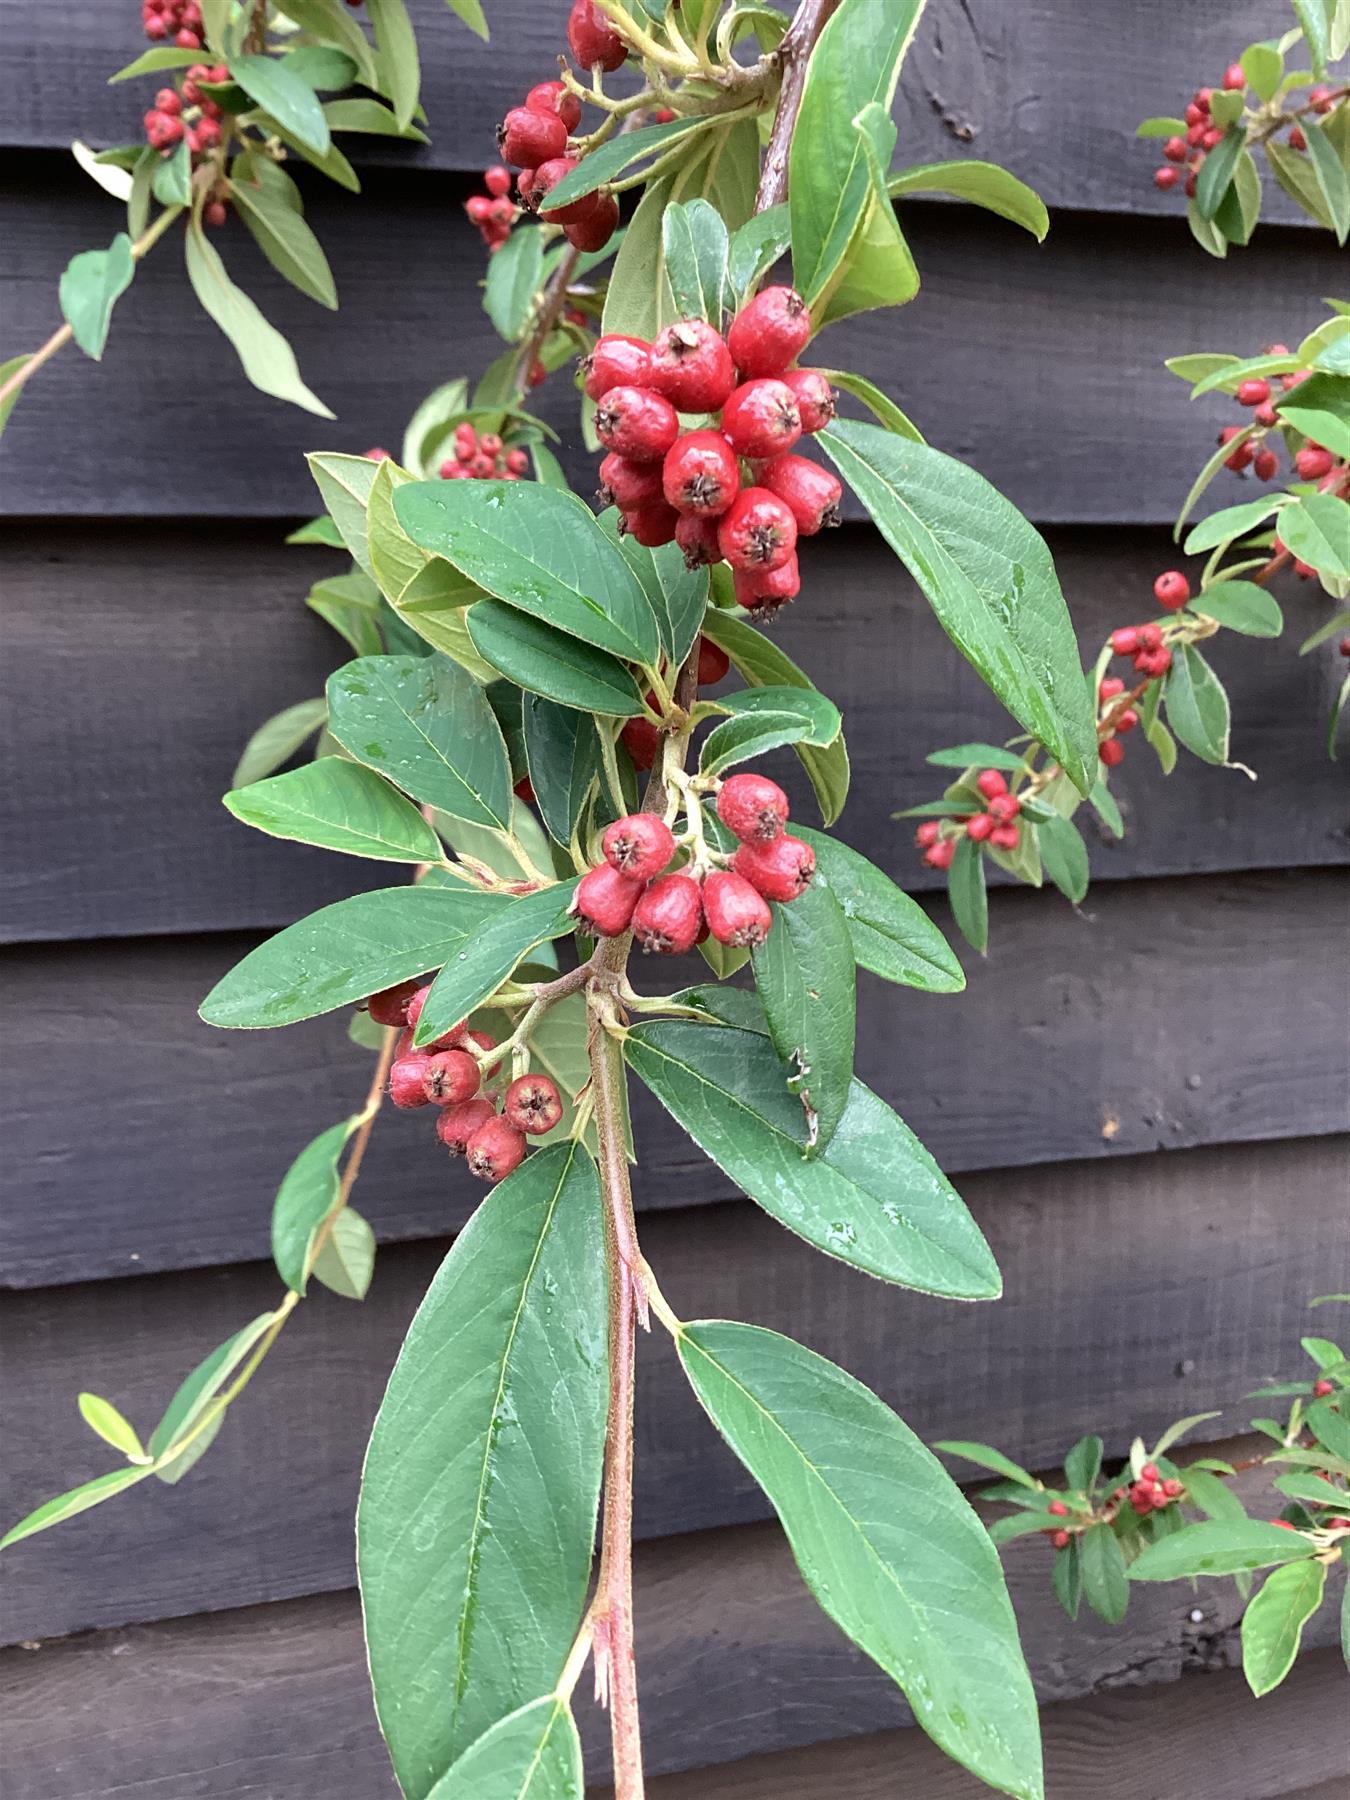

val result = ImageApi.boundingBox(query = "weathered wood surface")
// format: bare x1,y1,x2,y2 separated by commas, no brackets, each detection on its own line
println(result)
3,166,1339,524
0,0,1310,228
2,523,1345,946
4,1134,1346,1642
3,871,1347,1288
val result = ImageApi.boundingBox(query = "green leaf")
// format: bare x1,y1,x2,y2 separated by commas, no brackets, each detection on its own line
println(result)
312,1204,376,1299
274,0,380,85
1304,116,1350,243
1183,495,1285,555
946,834,987,954
484,226,547,341
78,1393,146,1461
888,159,1048,239
1136,116,1189,138
1064,1434,1103,1493
812,102,919,328
1309,1396,1350,1461
445,0,489,36
152,138,192,206
108,45,204,81
1037,812,1089,904
700,709,822,776
710,683,842,745
788,0,926,304
522,697,599,846
287,513,345,547
1,1467,154,1550
1293,0,1332,73
283,45,359,90
230,53,330,153
72,139,135,201
926,743,1029,772
1079,1524,1129,1623
1130,1519,1318,1580
818,366,924,440
366,0,420,130
271,1116,358,1294
0,353,32,440
228,153,337,309
231,696,327,786
148,1311,278,1473
1266,137,1338,229
396,481,660,665
1164,645,1230,764
678,1321,1042,1800
326,653,513,831
1214,146,1262,246
614,531,707,670
1242,1560,1327,1696
307,570,383,656
545,117,707,213
727,203,791,294
225,757,442,862
59,233,135,360
663,197,731,324
1274,1470,1349,1507
626,1021,1000,1298
1241,42,1284,101
1328,664,1349,753
792,825,965,993
410,882,579,1048
1182,1466,1248,1522
185,223,332,416
752,879,856,1151
1196,127,1245,220
934,1441,1039,1487
401,377,471,476
306,451,380,573
822,419,1096,792
1194,580,1284,637
425,1696,584,1800
1052,1536,1082,1619
200,885,510,1028
466,602,645,717
1086,777,1124,838
357,1143,607,1796
1278,374,1350,463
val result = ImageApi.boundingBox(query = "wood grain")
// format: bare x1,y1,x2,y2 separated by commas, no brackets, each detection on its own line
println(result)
3,1134,1346,1643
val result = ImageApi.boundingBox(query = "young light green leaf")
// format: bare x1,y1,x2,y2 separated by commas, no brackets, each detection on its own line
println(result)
1079,1524,1129,1623
228,154,337,308
358,1143,606,1797
1277,372,1350,460
1164,645,1231,765
425,1696,584,1800
792,825,965,993
1037,812,1090,904
152,138,192,206
78,1393,146,1461
663,197,731,323
1193,580,1284,637
367,0,420,130
752,879,856,1151
1136,116,1189,139
812,102,919,328
274,0,381,84
822,419,1096,792
934,1441,1040,1487
926,743,1029,772
185,224,333,416
678,1321,1042,1800
59,233,135,360
410,881,579,1049
225,757,443,861
626,1021,1000,1297
1242,1559,1328,1696
1,1467,154,1550
271,1116,359,1294
149,1311,279,1474
287,513,346,547
1130,1519,1318,1580
108,45,204,81
230,53,330,153
306,451,380,573
231,696,328,786
445,0,489,37
312,1204,376,1300
71,139,135,200
947,834,988,954
888,159,1048,239
1184,496,1286,556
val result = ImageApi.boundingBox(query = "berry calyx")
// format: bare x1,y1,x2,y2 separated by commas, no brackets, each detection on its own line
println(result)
717,486,798,571
755,453,843,535
648,319,736,413
720,378,803,460
603,811,676,880
504,1073,564,1134
702,868,773,946
632,872,704,955
422,1048,482,1106
583,334,654,402
567,0,628,71
675,512,723,568
733,832,815,901
727,285,812,378
975,768,1008,800
571,862,643,936
1153,569,1190,611
436,1096,497,1153
466,1115,528,1182
498,105,568,168
732,555,800,618
662,430,741,517
782,368,836,433
389,1054,434,1109
717,771,789,843
594,386,680,462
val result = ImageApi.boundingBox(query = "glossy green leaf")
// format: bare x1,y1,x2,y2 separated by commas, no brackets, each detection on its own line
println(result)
1279,494,1350,581
710,683,841,744
947,833,987,953
228,153,337,309
225,757,443,862
1052,1535,1082,1619
678,1321,1042,1800
888,159,1048,239
395,481,659,665
185,223,332,416
1,1466,154,1550
1079,1524,1129,1623
699,710,819,777
466,602,645,717
1277,370,1350,460
1164,645,1230,765
1242,1559,1327,1696
1309,1396,1350,1461
307,451,379,574
1063,1434,1103,1493
522,697,600,846
306,570,383,656
78,1393,146,1461
411,881,578,1048
152,138,192,206
663,197,731,324
1130,1518,1318,1580
813,102,920,328
1193,580,1284,637
200,885,509,1028
792,825,965,993
822,419,1096,793
818,366,925,440
935,1440,1039,1486
270,1117,358,1294
614,532,708,670
358,1143,607,1797
312,1204,376,1300
108,45,204,81
752,880,856,1151
282,45,359,90
230,53,330,153
149,1311,278,1476
626,1021,1000,1297
925,743,1029,772
484,226,547,341
231,696,327,786
1304,117,1350,244
366,0,419,130
727,203,790,293
1195,127,1245,220
425,1695,583,1800
274,0,380,82
1037,812,1089,904
544,116,707,212
59,233,135,360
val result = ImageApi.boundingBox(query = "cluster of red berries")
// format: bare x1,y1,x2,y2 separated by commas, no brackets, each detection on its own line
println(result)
1214,347,1333,485
464,165,518,253
1151,66,1247,196
584,288,841,618
571,774,814,951
915,768,1022,872
1123,1462,1185,1517
142,0,203,45
619,636,729,772
1284,84,1341,154
1096,571,1188,769
141,64,233,224
367,979,562,1184
498,72,620,255
438,422,532,482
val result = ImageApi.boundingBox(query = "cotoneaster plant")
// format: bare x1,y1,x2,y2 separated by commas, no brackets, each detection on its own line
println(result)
5,4,1118,1797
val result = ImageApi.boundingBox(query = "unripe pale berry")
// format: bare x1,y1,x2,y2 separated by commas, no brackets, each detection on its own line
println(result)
499,105,567,168
1100,737,1125,767
632,871,704,955
648,319,736,413
966,812,993,842
697,636,730,686
466,1115,528,1182
597,450,664,511
571,861,643,935
1296,445,1334,480
732,554,800,616
436,1095,496,1152
603,811,676,880
525,79,582,134
733,832,815,901
717,486,798,571
663,430,741,516
782,368,836,433
975,768,1007,800
720,378,803,460
423,1048,482,1105
675,512,723,568
702,868,773,946
755,453,843,535
1236,378,1271,407
717,771,789,843
1153,570,1190,610
389,1054,434,1108
584,334,653,401
504,1073,564,1134
367,977,423,1026
594,386,679,462
727,285,811,377
567,0,628,71
620,498,679,546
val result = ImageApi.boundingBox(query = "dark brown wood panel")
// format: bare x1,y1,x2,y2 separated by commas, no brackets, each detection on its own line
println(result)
2,163,1340,524
3,522,1346,945
3,1134,1346,1643
0,0,1311,228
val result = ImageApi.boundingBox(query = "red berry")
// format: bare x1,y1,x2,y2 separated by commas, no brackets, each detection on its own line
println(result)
1184,172,1198,197
721,378,802,460
603,811,675,880
1099,676,1126,701
652,106,675,123
1289,124,1308,150
1253,447,1279,481
620,498,680,547
966,812,994,842
526,157,586,221
1310,84,1336,114
648,319,736,413
1138,622,1164,651
975,769,1007,800
915,820,942,849
504,1073,564,1134
154,86,182,114
1253,401,1278,427
621,717,661,770
1236,378,1271,407
1270,1517,1297,1530
568,0,628,71
485,163,512,197
1051,1529,1071,1550
1185,101,1204,125
367,978,423,1027
389,1054,433,1109
717,486,798,572
675,513,723,568
1110,626,1141,656
662,430,741,517
506,448,529,475
924,837,956,871
1135,646,1172,678
989,823,1020,850
1153,167,1181,190
1297,445,1335,480
732,832,815,902
732,555,800,618
594,386,679,462
1153,570,1190,610
1116,708,1139,734
525,79,583,134
571,862,643,935
1201,126,1223,149
175,28,201,48
696,636,730,686
987,792,1020,825
597,450,664,511
466,195,494,223
1162,1477,1184,1497
717,772,789,843
755,453,842,535
1099,737,1125,767
563,193,619,253
1218,424,1254,471
727,285,811,378
203,198,228,227
1162,135,1187,163
584,334,653,402
435,1097,496,1154
1048,1499,1069,1516
771,369,834,439
466,1115,528,1182
632,871,704,955
1140,1463,1159,1483
1222,62,1246,90
1313,1377,1336,1398
499,105,567,169
423,1048,482,1106
702,869,773,946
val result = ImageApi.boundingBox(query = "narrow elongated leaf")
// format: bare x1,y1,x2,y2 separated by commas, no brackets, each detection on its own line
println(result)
185,224,332,416
271,1116,358,1293
710,683,841,744
822,420,1096,792
466,602,645,717
819,366,925,439
1193,580,1284,637
614,533,707,670
542,116,707,212
1079,1524,1129,1623
1064,1434,1103,1493
1164,645,1230,765
626,1021,1000,1297
323,97,428,139
1242,1560,1328,1696
411,881,579,1048
231,696,327,786
225,758,443,862
1275,371,1350,460
813,103,919,328
230,53,330,153
522,697,599,845
1195,127,1244,220
1037,812,1089,903
888,159,1048,239
934,1440,1039,1486
947,834,988,953
367,0,420,130
792,825,964,992
426,1696,584,1800
108,46,204,81
1,1467,154,1549
200,885,510,1028
59,233,135,359
78,1393,146,1460
679,1321,1042,1800
228,153,337,308
358,1143,607,1797
396,481,660,665
1129,1519,1318,1580
72,140,135,200
148,1311,278,1474
926,743,1029,772
312,1204,376,1299
752,879,856,1150
1303,117,1350,244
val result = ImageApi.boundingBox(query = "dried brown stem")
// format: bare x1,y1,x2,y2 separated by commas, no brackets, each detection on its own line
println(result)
755,0,841,211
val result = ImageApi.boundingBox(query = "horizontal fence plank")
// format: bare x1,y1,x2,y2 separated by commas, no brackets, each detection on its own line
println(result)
2,522,1346,945
0,0,1311,229
3,868,1348,1287
1,1491,1344,1795
2,1133,1346,1642
2,160,1339,525
2,870,1346,1288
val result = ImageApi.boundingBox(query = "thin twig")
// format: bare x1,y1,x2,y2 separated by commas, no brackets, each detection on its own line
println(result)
755,0,841,211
